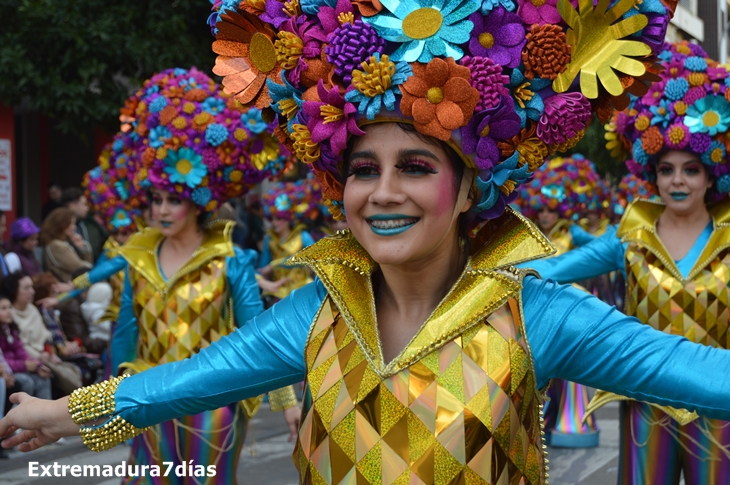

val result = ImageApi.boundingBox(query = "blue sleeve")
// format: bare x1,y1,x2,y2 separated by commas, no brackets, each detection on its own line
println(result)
522,276,730,420
569,225,595,247
227,248,265,328
301,231,315,248
87,255,127,285
111,266,139,373
258,235,272,268
114,279,327,428
518,229,626,283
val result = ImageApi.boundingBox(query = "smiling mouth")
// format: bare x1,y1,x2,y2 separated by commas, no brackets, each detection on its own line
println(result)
367,217,420,229
159,221,172,227
670,192,689,199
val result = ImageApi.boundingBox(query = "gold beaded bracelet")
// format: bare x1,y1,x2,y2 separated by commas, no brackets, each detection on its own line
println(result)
68,375,148,452
268,386,299,412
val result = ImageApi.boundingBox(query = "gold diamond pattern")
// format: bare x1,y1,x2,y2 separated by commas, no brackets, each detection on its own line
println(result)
294,298,545,484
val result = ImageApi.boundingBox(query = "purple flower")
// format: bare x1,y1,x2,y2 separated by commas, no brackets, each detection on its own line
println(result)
467,8,525,69
303,80,366,155
461,95,521,170
536,92,591,145
281,15,327,86
261,0,290,27
325,20,385,83
318,0,358,35
641,14,669,56
517,0,560,26
460,56,510,111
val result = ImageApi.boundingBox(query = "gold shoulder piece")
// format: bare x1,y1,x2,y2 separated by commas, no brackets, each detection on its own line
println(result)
616,199,665,238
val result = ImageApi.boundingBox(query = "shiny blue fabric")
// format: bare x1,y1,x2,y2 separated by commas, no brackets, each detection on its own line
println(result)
110,247,263,373
521,221,713,281
61,254,128,301
114,275,730,429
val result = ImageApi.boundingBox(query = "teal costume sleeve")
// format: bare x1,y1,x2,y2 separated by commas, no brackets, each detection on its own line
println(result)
227,247,265,328
301,230,315,248
522,275,730,420
518,230,626,283
258,235,272,269
111,266,139,373
568,225,594,247
62,254,128,301
113,280,326,427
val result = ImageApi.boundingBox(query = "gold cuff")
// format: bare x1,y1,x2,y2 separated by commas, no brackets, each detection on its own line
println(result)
68,375,148,452
72,272,91,291
268,385,299,412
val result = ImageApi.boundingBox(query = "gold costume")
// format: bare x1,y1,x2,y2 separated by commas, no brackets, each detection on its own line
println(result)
262,224,314,299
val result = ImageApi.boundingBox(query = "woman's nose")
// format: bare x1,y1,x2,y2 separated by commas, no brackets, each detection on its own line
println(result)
368,170,407,205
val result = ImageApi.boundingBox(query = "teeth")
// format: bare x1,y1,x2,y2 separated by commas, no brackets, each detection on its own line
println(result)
370,218,418,229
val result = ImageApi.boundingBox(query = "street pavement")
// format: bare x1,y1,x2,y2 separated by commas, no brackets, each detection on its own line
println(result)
0,401,681,485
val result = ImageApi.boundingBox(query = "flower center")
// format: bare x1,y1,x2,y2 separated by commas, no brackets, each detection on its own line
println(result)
711,147,724,162
478,32,494,49
531,0,546,6
320,104,344,123
703,110,720,127
657,107,666,115
480,124,490,137
249,33,277,73
402,8,443,40
176,159,192,175
426,87,444,104
338,12,354,25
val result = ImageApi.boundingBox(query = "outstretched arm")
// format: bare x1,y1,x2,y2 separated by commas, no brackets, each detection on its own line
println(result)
228,247,265,327
0,280,327,452
523,276,730,420
518,230,625,283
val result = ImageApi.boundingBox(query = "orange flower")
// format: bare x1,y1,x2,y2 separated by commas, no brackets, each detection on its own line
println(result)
400,58,480,141
212,10,283,109
641,126,664,155
352,0,383,16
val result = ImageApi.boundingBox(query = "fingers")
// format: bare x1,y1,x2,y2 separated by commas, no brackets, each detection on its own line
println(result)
2,429,39,449
9,392,29,405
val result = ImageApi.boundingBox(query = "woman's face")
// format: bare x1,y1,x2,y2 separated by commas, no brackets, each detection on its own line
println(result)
655,150,712,215
15,276,35,307
64,218,77,239
150,189,199,237
21,234,39,251
343,124,471,267
537,207,558,232
270,215,291,236
113,229,132,245
0,299,12,325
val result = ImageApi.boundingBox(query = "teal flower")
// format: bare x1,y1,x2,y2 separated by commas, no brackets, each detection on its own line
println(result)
240,109,268,134
344,53,412,120
267,73,304,131
275,194,291,211
364,0,479,63
509,69,550,128
110,209,133,230
163,148,207,188
685,95,730,136
650,99,672,128
149,126,171,148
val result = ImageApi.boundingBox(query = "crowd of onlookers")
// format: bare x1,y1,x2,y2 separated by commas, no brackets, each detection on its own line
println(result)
0,185,115,456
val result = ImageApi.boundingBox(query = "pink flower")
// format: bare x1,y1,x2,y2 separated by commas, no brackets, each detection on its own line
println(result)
303,80,365,154
517,0,560,26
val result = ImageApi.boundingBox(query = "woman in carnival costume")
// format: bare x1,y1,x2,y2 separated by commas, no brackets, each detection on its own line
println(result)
519,154,602,448
572,156,614,239
258,180,316,301
519,41,730,484
3,2,724,485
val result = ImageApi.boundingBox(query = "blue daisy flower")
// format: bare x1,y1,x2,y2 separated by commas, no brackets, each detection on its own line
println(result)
110,209,133,230
509,69,551,128
480,0,515,14
685,95,730,136
149,126,171,148
240,109,268,134
192,187,212,206
275,194,291,211
201,97,226,115
344,53,412,120
364,0,479,63
205,123,229,146
149,97,168,114
163,147,207,188
267,73,304,131
701,141,727,165
650,99,673,128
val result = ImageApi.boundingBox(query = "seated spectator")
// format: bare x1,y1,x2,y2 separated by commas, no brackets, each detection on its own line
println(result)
5,217,42,276
5,271,82,395
61,187,107,262
42,184,63,220
81,282,113,344
0,294,51,401
41,208,92,282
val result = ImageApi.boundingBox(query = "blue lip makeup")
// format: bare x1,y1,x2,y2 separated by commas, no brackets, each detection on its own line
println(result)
670,192,689,201
367,214,419,236
160,221,172,228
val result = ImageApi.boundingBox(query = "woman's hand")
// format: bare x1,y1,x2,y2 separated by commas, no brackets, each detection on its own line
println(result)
53,282,75,294
25,359,39,373
0,394,80,452
60,341,81,357
283,405,301,442
69,233,86,248
257,277,290,294
258,264,273,278
37,365,52,379
3,372,15,387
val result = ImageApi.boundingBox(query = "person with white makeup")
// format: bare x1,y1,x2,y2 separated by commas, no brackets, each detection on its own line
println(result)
4,2,726,485
519,41,730,484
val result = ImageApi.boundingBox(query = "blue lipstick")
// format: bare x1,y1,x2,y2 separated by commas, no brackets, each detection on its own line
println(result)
160,221,172,228
670,192,689,201
367,214,419,236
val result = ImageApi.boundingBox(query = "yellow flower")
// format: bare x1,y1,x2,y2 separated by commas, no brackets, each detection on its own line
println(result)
291,124,320,164
275,32,304,71
634,114,650,131
172,116,188,129
234,128,249,141
156,147,168,160
352,54,396,97
183,102,196,114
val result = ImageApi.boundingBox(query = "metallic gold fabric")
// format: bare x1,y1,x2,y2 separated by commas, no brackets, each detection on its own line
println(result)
577,218,610,237
547,219,573,256
118,220,263,418
264,224,314,299
289,207,553,485
588,199,730,425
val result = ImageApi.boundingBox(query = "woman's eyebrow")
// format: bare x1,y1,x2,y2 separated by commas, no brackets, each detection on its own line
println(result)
349,149,377,160
397,148,440,161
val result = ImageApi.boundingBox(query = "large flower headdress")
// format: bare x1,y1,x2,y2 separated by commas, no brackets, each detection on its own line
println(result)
566,154,611,214
124,67,289,213
615,172,658,214
263,179,319,221
84,135,142,234
210,0,675,231
607,41,730,200
519,154,589,219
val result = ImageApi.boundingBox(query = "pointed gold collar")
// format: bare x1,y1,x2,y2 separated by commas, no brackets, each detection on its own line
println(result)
617,198,730,281
103,237,121,259
118,220,235,293
289,207,554,377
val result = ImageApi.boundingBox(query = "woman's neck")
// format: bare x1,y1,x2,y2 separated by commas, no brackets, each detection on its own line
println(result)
658,203,711,232
13,301,28,312
274,225,292,241
164,224,203,254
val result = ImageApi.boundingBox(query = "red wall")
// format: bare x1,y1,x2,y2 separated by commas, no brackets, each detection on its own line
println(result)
0,105,17,234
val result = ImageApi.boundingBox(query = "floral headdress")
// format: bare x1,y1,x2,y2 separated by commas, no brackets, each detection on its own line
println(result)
263,179,319,221
607,41,730,200
565,153,611,214
614,172,658,214
209,0,675,233
84,136,142,234
519,154,587,219
124,67,289,213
